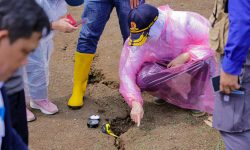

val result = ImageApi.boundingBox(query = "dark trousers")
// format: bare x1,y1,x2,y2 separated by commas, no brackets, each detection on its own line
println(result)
1,88,27,150
7,89,28,145
220,130,250,150
213,52,250,150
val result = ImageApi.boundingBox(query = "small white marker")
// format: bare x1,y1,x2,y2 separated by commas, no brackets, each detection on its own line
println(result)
223,95,230,102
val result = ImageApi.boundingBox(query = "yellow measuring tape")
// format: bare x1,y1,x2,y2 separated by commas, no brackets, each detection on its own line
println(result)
101,123,118,138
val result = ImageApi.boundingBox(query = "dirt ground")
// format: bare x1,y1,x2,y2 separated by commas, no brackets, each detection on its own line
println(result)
28,0,225,150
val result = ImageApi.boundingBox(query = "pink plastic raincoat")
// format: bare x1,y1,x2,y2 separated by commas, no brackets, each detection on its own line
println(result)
119,5,216,113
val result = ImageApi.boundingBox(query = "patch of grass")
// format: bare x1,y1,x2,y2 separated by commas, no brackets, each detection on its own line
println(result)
215,139,225,150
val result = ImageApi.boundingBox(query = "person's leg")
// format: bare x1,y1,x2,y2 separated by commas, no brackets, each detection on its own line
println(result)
77,0,114,53
23,68,36,122
68,0,114,109
188,63,209,117
25,44,48,100
115,0,145,42
220,130,250,150
8,89,28,145
115,0,131,42
25,41,58,115
26,108,35,122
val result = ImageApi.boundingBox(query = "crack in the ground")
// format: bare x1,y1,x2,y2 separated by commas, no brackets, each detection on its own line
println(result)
89,61,131,149
110,116,134,150
110,116,133,136
88,68,119,90
114,138,125,150
88,68,105,84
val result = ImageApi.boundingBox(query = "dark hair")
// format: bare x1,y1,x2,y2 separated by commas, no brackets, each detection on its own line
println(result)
0,0,51,43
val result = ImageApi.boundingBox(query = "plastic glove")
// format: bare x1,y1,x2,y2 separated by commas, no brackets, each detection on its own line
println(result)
51,18,78,33
131,101,144,127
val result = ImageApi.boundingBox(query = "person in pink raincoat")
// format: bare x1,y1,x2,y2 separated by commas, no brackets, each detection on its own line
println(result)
119,4,216,126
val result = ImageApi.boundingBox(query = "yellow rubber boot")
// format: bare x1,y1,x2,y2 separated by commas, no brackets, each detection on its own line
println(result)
67,52,94,109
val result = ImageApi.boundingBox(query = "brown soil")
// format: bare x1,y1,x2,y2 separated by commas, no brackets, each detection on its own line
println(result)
29,1,225,150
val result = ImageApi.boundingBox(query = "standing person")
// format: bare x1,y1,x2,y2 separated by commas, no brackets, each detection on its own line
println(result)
0,0,51,149
212,0,250,150
4,0,82,146
67,0,145,109
24,0,82,121
4,69,28,144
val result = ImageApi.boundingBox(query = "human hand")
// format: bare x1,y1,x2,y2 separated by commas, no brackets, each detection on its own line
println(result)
131,101,144,127
52,18,78,33
220,69,240,94
167,53,190,68
130,0,139,9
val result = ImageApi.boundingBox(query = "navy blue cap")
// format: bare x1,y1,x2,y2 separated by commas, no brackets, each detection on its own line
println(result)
65,0,84,6
128,4,159,46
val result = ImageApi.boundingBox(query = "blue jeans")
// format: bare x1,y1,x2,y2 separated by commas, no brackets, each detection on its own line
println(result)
77,0,144,54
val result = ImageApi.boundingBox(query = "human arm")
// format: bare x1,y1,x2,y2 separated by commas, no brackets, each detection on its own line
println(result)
119,43,145,126
131,101,144,126
51,18,78,33
167,52,190,68
35,0,74,33
130,0,144,9
220,0,250,94
173,12,214,62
